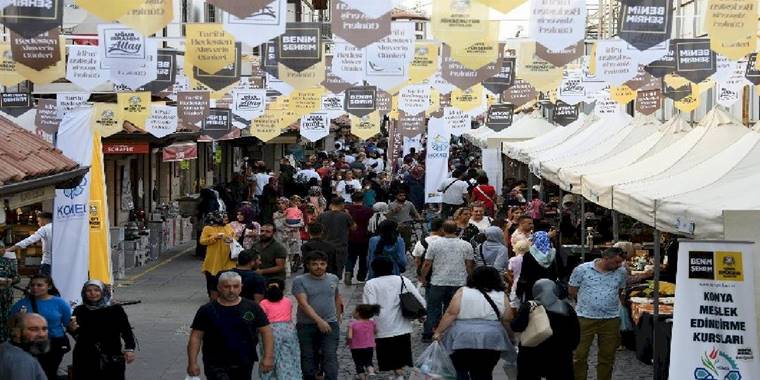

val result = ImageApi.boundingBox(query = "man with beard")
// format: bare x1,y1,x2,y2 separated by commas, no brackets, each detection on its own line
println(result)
0,313,48,380
254,224,288,282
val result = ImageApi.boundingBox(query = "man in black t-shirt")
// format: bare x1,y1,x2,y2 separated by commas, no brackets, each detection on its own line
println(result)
228,250,267,302
187,272,274,380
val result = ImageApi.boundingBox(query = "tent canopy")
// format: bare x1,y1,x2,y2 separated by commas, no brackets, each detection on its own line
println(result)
507,114,596,163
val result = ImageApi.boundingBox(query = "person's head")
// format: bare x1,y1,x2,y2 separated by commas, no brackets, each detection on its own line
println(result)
513,239,531,256
477,175,489,185
511,206,524,219
280,157,290,166
237,250,261,269
81,280,110,309
304,251,329,277
409,147,416,155
217,271,242,302
353,304,381,320
517,215,534,232
412,165,424,178
351,191,364,204
37,212,52,227
453,206,471,223
430,217,445,236
222,213,230,224
263,279,285,302
277,197,289,211
442,220,459,236
372,202,389,213
370,256,395,277
344,171,354,180
290,195,302,207
28,274,57,299
532,279,562,308
452,168,464,179
599,247,627,271
260,224,275,242
395,190,407,203
206,211,225,226
484,226,504,244
471,203,485,221
329,197,345,211
466,266,506,292
8,313,49,355
308,222,323,238
236,211,245,223
612,241,634,259
377,219,399,243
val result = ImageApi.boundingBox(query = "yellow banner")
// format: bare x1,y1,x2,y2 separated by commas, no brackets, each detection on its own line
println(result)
432,0,491,47
289,88,325,115
705,0,757,41
610,85,636,105
278,60,326,90
119,0,174,37
409,42,440,84
516,42,562,92
117,92,151,130
0,42,24,86
475,0,526,14
674,85,700,112
88,133,113,284
250,109,285,143
427,89,441,117
76,0,144,21
450,36,501,71
16,36,65,84
91,103,124,137
451,84,484,112
185,24,236,75
711,34,756,61
351,111,382,140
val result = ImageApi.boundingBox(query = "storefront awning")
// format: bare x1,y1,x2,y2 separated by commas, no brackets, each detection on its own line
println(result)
163,142,198,162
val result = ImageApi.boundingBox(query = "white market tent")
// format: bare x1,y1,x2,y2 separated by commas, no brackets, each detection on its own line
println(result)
485,113,556,146
463,126,495,148
506,113,596,163
581,108,749,210
542,114,660,188
557,115,692,193
529,112,634,182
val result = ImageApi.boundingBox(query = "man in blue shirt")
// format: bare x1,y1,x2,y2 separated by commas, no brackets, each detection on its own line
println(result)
568,247,627,380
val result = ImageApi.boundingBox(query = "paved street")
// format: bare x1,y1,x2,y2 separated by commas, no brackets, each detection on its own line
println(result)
68,243,653,380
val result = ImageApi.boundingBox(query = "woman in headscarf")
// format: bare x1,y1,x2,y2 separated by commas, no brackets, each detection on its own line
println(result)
475,226,508,268
367,202,388,236
0,250,19,342
69,280,137,380
366,220,407,279
259,177,280,225
516,231,560,302
510,279,579,380
229,205,260,250
199,211,236,300
273,197,303,275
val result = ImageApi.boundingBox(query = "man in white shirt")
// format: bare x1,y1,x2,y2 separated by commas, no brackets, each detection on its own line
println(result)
5,212,53,275
412,218,444,284
437,169,469,219
293,162,321,184
365,151,384,174
254,165,272,197
335,171,361,203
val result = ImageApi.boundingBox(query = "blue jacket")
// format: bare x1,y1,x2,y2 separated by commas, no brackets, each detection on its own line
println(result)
366,236,407,280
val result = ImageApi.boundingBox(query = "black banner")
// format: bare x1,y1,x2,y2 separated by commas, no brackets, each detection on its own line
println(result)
139,49,177,94
674,39,715,84
277,22,322,72
202,108,232,140
553,100,579,126
662,79,691,101
0,92,32,117
262,41,279,78
745,53,760,85
0,0,63,38
482,57,515,95
486,103,514,132
644,42,676,78
619,0,672,51
194,43,242,91
344,86,376,117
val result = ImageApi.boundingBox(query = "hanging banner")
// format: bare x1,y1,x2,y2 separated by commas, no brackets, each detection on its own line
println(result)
338,0,391,19
716,82,742,107
277,22,322,73
208,0,275,19
250,108,284,142
398,111,426,138
109,38,158,90
65,45,108,91
177,91,210,126
344,86,376,117
482,57,515,95
553,101,579,126
674,39,716,84
163,142,197,161
0,42,24,86
645,42,676,78
451,84,484,112
530,0,586,51
444,107,470,137
502,79,538,107
56,93,90,119
145,105,178,138
322,56,353,94
98,24,147,67
331,0,390,49
610,85,636,105
289,88,324,115
363,22,415,91
670,240,759,380
53,107,94,304
10,29,60,71
0,92,32,117
663,76,692,101
118,0,173,37
619,0,673,51
300,112,330,142
321,92,346,119
432,0,491,47
625,67,660,91
331,41,365,85
594,39,639,85
185,23,236,75
536,41,584,67
75,0,143,21
673,85,700,112
745,53,760,86
705,0,756,43
441,43,500,90
398,84,431,115
202,108,232,139
277,58,326,90
449,38,500,72
486,103,514,132
117,92,150,130
593,90,620,117
91,102,123,137
192,43,241,91
88,133,112,285
350,111,381,140
635,89,662,115
424,115,451,204
430,73,456,95
232,89,266,121
403,135,423,156
475,0,526,14
15,35,65,84
35,98,60,134
409,42,439,84
139,49,177,94
0,0,63,38
223,0,286,49
515,41,563,92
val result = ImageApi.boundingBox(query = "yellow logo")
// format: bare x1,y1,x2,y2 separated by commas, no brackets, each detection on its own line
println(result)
715,251,743,281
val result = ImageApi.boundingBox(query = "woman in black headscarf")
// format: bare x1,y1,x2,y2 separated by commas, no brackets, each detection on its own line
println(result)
69,280,137,380
510,279,579,380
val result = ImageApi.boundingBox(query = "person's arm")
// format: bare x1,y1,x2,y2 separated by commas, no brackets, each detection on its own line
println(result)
502,294,514,325
293,292,331,333
397,239,407,268
187,329,203,376
346,322,353,346
116,305,137,363
335,285,344,321
410,203,422,220
199,227,218,246
567,265,583,301
509,302,531,332
465,259,475,276
258,325,275,373
568,286,579,301
433,288,463,339
258,258,286,275
5,227,43,251
421,259,433,285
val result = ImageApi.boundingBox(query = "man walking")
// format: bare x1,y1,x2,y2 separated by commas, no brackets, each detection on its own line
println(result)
510,215,534,247
438,169,469,219
187,272,274,380
420,220,474,342
317,198,355,280
569,247,628,380
345,192,373,284
5,212,53,275
386,189,421,250
301,222,339,276
229,250,267,302
254,224,288,281
0,313,48,380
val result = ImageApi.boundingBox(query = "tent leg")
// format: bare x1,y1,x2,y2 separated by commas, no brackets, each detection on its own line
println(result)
580,197,586,262
652,205,661,380
612,210,619,241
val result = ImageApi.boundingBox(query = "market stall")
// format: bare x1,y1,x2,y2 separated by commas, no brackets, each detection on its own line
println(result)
504,113,593,163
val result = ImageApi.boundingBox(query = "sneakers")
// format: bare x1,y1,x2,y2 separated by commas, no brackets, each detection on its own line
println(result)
344,272,353,286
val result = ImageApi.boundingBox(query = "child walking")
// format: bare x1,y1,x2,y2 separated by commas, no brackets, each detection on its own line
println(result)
347,304,381,380
258,279,302,380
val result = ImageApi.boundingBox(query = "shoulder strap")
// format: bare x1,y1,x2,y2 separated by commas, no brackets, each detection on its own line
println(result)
479,244,487,266
475,186,495,204
477,289,501,320
399,275,408,294
442,179,460,194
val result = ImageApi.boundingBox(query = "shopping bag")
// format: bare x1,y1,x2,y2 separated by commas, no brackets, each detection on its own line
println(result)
229,239,243,260
412,341,457,380
619,305,634,332
520,301,553,347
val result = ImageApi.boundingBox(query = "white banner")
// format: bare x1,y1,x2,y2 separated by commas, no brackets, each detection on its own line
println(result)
364,22,415,91
444,107,470,137
232,89,266,122
66,45,108,91
332,41,365,85
424,116,451,204
670,240,760,380
53,108,94,304
145,105,178,138
109,38,159,90
340,0,392,19
398,84,431,115
321,92,346,119
531,0,586,51
56,93,90,119
300,112,331,142
223,0,287,48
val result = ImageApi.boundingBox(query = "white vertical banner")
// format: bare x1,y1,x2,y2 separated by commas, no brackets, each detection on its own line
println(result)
670,240,759,380
53,108,94,304
424,116,451,204
482,148,503,196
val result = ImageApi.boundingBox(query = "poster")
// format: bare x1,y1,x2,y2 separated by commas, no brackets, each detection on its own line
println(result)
444,107,470,137
118,0,173,37
0,0,63,37
223,0,286,48
674,39,716,84
344,86,376,117
424,116,451,204
232,89,266,121
117,92,151,130
299,112,330,142
35,98,60,134
530,0,586,51
619,0,672,51
177,91,210,126
670,240,759,380
363,22,415,90
202,108,232,139
635,89,662,115
340,0,392,19
350,111,381,140
208,0,276,19
277,22,322,72
553,100,579,126
486,103,514,132
482,57,515,95
331,0,390,49
10,29,61,71
185,24,236,75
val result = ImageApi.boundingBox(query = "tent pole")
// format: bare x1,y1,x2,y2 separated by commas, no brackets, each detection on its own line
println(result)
558,188,564,245
580,197,586,261
612,210,620,241
652,201,661,380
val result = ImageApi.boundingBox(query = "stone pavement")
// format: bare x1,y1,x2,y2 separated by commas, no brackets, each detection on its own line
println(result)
65,243,653,380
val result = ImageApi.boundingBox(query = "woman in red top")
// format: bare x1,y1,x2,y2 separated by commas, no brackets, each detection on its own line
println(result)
471,175,498,217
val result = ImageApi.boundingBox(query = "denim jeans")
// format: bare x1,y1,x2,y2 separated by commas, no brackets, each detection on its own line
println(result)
423,285,460,338
345,240,369,281
297,322,340,380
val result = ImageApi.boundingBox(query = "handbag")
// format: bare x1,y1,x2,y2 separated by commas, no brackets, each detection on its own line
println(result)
399,276,426,319
520,301,554,347
229,239,243,260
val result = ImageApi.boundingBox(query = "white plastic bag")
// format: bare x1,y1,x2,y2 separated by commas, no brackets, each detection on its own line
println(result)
412,341,457,380
185,377,201,380
229,239,243,260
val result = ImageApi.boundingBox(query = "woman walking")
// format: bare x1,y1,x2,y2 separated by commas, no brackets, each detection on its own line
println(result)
0,250,19,342
10,274,71,379
229,206,260,250
199,211,236,300
69,280,137,380
433,266,515,380
474,226,508,268
273,197,304,274
517,231,560,302
366,220,407,280
258,279,301,380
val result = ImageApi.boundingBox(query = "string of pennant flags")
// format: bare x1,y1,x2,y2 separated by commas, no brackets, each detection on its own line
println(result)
0,0,758,143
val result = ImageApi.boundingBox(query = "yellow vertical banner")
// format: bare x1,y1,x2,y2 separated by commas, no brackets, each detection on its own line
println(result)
117,92,151,130
409,42,439,84
89,133,113,284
